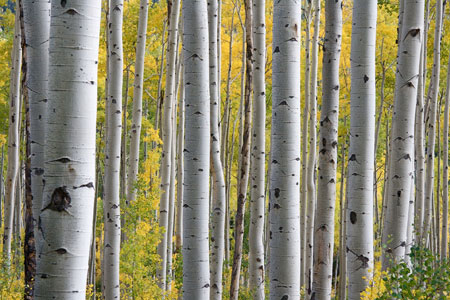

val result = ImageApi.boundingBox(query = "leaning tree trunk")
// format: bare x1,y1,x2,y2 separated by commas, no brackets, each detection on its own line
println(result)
182,0,210,298
312,0,342,298
346,0,377,298
21,0,50,296
127,0,149,205
441,56,450,260
306,0,320,296
3,6,22,264
34,0,101,298
157,0,180,290
422,0,442,244
229,0,253,298
248,0,266,298
103,0,123,298
269,0,301,298
381,0,424,269
208,0,226,298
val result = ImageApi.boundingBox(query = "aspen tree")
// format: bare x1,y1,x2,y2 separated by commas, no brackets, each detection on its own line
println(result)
3,5,21,264
382,0,424,268
269,0,301,298
441,57,450,259
34,0,101,298
312,0,342,298
182,0,210,298
346,0,377,298
127,0,149,204
103,0,123,298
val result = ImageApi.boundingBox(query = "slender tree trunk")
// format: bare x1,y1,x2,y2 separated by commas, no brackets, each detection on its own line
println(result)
127,0,149,205
346,0,377,298
103,0,123,298
338,128,348,300
3,6,22,264
312,1,342,298
422,0,442,243
306,1,320,296
208,0,226,298
269,0,301,298
381,0,423,269
248,0,266,298
435,101,442,255
157,0,180,290
0,146,4,229
182,0,210,297
441,57,450,259
175,62,184,252
34,1,101,297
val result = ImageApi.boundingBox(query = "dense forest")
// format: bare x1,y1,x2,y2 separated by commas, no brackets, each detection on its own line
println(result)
0,0,450,299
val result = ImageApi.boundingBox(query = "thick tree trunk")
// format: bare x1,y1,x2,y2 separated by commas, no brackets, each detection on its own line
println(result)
248,0,266,298
34,1,101,298
346,0,377,298
381,0,424,269
208,0,226,298
103,0,124,298
312,1,342,298
269,0,301,298
422,0,442,243
182,0,210,298
3,7,22,264
127,0,149,205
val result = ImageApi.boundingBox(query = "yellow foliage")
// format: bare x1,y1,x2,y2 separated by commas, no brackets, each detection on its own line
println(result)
360,261,387,300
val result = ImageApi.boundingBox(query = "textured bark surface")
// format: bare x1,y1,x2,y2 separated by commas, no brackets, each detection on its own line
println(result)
34,0,101,298
312,0,342,298
441,57,450,259
182,0,210,298
382,0,423,269
103,0,123,298
346,0,377,298
269,0,301,298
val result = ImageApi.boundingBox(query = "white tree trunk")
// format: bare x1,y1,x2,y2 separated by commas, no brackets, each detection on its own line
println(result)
103,0,123,298
127,0,149,205
346,0,377,298
248,0,265,298
208,0,226,298
3,7,22,263
312,0,342,298
381,0,423,269
422,0,442,243
306,0,320,296
34,0,101,298
441,56,450,259
157,0,180,290
175,62,184,252
182,0,210,298
269,0,301,298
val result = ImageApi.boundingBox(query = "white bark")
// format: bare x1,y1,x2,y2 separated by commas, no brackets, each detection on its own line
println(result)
248,0,265,298
269,0,301,298
346,0,377,298
422,0,442,243
208,0,226,298
441,56,450,259
306,0,320,296
382,0,423,268
175,62,184,252
182,0,210,298
3,7,22,263
127,0,149,205
34,0,101,298
312,0,342,298
157,0,180,290
103,0,123,298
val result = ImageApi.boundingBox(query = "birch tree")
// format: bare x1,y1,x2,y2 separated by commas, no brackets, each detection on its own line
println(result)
382,0,423,268
182,0,210,298
346,0,377,298
34,0,101,298
269,0,301,298
208,0,226,298
312,0,342,298
127,0,149,205
3,6,21,263
103,0,123,298
248,0,266,298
